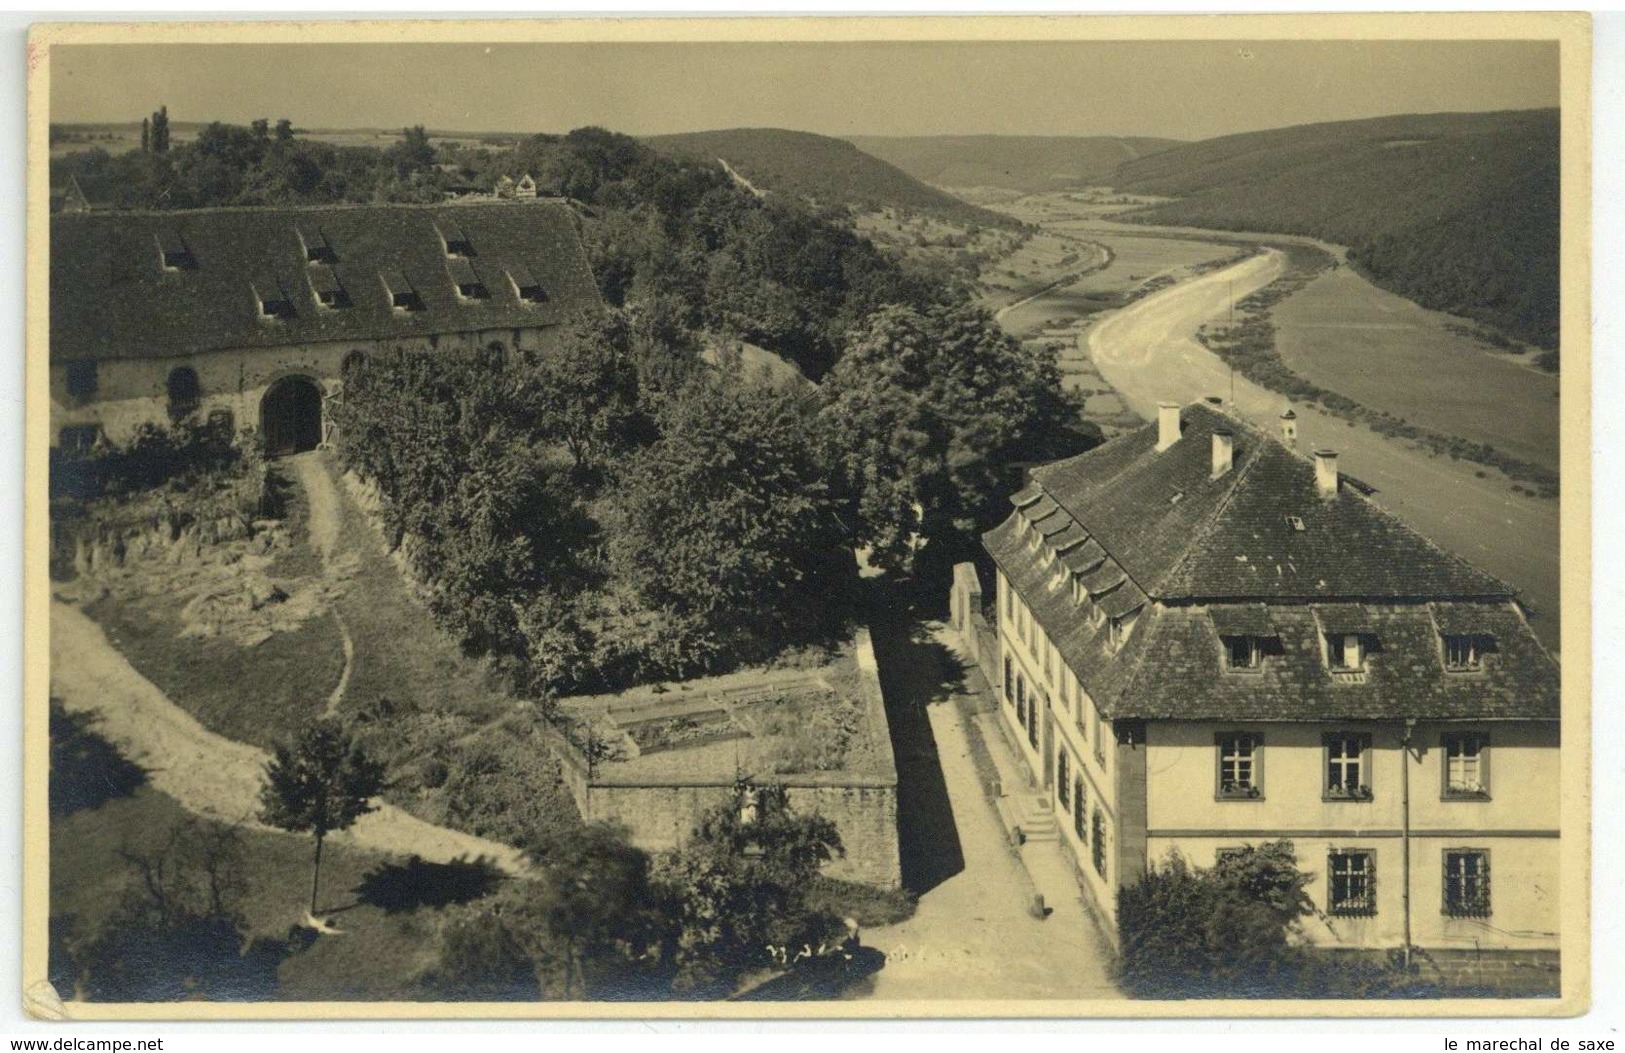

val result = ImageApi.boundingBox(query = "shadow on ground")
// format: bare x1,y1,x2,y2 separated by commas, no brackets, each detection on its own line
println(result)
351,855,507,913
49,701,148,817
866,611,968,897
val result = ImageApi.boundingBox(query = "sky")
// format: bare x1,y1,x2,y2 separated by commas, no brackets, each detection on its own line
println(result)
49,39,1558,142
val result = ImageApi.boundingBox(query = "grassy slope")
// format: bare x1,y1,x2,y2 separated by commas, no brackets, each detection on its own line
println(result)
848,134,1180,193
1109,109,1559,349
645,128,1021,229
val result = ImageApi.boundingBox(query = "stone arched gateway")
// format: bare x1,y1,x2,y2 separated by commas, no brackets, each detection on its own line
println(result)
259,374,324,457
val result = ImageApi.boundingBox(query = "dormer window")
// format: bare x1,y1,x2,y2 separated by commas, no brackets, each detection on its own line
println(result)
308,265,348,309
254,278,295,320
437,220,474,259
298,227,336,264
1443,634,1488,672
1222,635,1262,671
1109,610,1139,649
156,230,195,271
448,258,489,302
382,268,423,312
1327,634,1366,673
510,268,547,304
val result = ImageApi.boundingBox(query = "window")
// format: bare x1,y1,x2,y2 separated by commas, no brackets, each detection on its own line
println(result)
449,258,489,301
309,266,348,309
1073,776,1087,840
165,366,200,422
255,280,295,319
65,359,98,400
1327,634,1366,671
1109,610,1139,649
1003,655,1014,705
1015,675,1026,725
1057,750,1070,807
438,221,474,258
1091,809,1107,878
1443,635,1483,672
1027,694,1040,748
1044,637,1055,682
1216,732,1263,798
1442,733,1490,798
1005,577,1015,622
1223,635,1262,671
299,227,336,264
156,231,194,270
382,269,423,312
1324,733,1373,800
341,350,369,380
1327,851,1376,916
1443,849,1491,918
58,423,102,455
1092,708,1104,763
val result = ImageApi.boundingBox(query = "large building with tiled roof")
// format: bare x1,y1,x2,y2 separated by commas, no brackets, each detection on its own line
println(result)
980,400,1559,989
49,199,600,455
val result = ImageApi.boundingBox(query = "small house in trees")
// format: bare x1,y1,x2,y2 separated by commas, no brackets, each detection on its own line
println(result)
494,174,516,199
515,173,538,199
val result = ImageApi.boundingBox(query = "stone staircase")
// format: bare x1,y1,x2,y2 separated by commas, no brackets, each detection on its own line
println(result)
1013,793,1059,843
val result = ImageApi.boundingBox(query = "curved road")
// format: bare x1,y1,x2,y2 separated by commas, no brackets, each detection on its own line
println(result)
1083,250,1562,651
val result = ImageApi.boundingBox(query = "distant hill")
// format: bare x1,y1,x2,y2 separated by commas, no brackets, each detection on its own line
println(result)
1108,109,1560,350
848,135,1181,193
645,128,1022,229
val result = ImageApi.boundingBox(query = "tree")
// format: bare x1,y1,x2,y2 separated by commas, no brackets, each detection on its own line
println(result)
386,124,436,178
514,823,663,998
258,718,386,917
251,117,269,141
150,105,170,154
524,309,642,474
605,366,850,661
275,118,295,142
653,781,844,995
818,301,1099,577
64,816,287,1001
1116,841,1315,998
140,116,149,154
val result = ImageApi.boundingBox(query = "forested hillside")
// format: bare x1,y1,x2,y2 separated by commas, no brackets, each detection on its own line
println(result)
646,128,1020,230
1109,109,1559,351
849,134,1178,193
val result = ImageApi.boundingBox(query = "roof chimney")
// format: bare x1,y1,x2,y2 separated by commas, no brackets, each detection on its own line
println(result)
1279,408,1298,448
1314,449,1339,499
1157,402,1181,451
1211,429,1235,479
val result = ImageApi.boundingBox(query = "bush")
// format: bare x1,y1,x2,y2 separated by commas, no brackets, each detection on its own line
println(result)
1116,841,1313,999
440,725,582,851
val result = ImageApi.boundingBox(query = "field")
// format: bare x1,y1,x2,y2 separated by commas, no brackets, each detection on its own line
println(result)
994,232,1239,339
49,122,496,160
1274,266,1560,473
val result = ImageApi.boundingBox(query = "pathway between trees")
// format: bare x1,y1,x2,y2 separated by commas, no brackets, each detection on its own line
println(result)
51,591,530,879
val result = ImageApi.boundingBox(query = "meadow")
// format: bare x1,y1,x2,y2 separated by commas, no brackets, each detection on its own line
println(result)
1274,266,1559,473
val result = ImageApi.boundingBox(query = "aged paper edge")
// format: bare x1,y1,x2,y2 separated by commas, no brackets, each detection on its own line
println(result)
20,11,1595,1022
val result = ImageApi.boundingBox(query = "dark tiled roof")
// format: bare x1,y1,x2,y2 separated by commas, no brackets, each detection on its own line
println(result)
984,401,1559,723
50,201,601,362
1209,603,1274,636
1031,402,1510,601
1111,603,1558,722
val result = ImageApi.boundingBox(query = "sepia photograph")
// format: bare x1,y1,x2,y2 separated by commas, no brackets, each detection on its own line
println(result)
22,14,1592,1019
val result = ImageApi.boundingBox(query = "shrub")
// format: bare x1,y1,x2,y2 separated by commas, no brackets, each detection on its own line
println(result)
1116,841,1313,999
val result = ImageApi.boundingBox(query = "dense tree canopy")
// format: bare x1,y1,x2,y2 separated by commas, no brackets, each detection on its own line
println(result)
818,302,1100,575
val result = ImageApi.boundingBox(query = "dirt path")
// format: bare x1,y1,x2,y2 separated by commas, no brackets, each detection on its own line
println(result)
50,599,531,876
861,620,1120,1001
285,453,357,717
1084,251,1562,650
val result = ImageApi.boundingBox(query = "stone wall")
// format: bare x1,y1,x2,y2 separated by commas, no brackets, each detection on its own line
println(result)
1318,948,1561,998
949,562,1000,693
547,627,902,888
